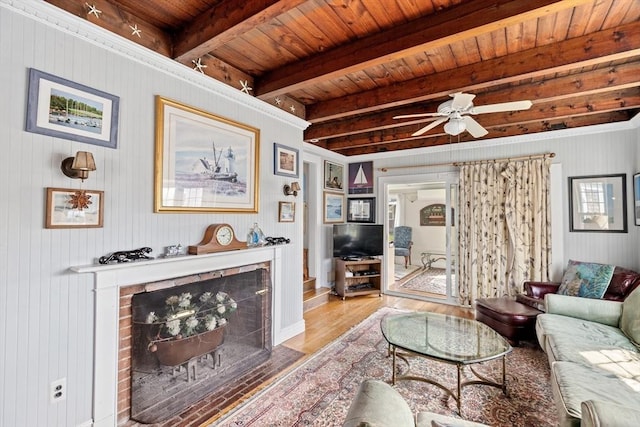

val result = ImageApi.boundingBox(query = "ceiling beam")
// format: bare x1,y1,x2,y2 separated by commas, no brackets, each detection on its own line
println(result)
304,61,640,141
45,0,172,56
325,90,640,151
172,0,308,63
305,20,640,122
255,0,593,98
334,112,633,156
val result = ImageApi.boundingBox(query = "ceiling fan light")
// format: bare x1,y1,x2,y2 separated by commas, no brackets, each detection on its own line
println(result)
444,118,466,136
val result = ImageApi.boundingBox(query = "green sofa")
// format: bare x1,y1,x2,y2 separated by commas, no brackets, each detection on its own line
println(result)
536,288,640,427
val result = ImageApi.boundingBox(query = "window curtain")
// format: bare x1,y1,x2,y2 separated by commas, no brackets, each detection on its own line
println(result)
457,158,551,306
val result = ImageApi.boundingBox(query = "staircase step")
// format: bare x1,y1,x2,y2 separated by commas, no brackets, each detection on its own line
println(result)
303,277,316,293
303,286,331,312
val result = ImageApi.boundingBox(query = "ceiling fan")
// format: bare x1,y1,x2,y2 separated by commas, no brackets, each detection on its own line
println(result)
393,92,533,138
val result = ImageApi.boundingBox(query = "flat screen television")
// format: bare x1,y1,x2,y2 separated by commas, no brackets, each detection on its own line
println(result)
332,224,384,260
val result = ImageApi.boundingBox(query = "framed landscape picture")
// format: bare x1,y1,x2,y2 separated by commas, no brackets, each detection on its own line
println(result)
154,96,260,213
569,174,627,233
26,68,119,149
273,143,299,178
278,201,295,222
323,192,345,223
45,187,104,228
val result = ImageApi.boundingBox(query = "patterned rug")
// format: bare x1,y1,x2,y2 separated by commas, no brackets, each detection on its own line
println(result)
400,268,449,294
213,307,557,426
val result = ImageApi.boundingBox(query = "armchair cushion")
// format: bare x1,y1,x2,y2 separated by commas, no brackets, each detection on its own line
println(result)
620,286,640,346
557,260,614,299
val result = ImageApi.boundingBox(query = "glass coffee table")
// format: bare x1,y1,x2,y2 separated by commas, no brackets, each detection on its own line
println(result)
380,311,512,415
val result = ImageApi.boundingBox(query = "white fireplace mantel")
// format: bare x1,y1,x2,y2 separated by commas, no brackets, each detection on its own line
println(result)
71,245,288,427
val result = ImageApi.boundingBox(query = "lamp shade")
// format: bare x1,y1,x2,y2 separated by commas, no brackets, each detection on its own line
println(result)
444,118,466,136
291,182,301,192
71,151,96,171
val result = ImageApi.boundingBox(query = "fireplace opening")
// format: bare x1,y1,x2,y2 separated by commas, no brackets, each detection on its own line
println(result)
128,265,272,424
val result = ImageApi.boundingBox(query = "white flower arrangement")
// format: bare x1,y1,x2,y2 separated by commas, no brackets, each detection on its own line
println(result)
145,290,237,341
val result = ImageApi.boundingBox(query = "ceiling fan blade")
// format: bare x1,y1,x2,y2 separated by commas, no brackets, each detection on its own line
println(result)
393,112,446,119
450,92,476,110
470,100,533,114
412,117,448,136
462,116,488,138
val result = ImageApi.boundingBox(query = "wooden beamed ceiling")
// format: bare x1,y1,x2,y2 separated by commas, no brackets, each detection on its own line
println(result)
47,0,640,156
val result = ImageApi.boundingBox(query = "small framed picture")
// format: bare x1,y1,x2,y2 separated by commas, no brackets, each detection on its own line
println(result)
324,160,344,191
633,172,640,226
278,201,295,222
568,174,627,232
323,191,345,223
45,187,104,228
274,143,299,178
347,197,376,223
26,68,119,149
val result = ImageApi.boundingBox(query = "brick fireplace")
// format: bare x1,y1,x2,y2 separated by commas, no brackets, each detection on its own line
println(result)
122,263,272,424
71,246,285,427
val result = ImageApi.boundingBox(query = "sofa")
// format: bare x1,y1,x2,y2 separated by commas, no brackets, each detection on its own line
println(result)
476,265,640,345
342,379,489,427
536,287,640,426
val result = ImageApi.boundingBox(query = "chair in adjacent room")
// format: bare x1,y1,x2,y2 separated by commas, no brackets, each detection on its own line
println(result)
393,226,413,268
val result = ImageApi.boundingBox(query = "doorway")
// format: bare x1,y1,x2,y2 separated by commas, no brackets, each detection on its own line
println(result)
381,172,458,304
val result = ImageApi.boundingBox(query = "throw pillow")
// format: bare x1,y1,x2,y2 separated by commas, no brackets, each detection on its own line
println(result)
620,286,640,346
557,260,615,299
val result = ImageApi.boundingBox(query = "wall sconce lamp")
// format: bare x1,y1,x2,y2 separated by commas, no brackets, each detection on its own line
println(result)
283,181,301,197
61,151,96,182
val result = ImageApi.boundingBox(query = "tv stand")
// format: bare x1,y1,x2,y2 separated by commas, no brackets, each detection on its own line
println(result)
335,258,382,300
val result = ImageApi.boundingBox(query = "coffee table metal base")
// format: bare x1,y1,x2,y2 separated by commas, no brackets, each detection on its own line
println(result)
389,345,508,416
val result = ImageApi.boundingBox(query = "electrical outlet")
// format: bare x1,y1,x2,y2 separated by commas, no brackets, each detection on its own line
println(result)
50,378,66,403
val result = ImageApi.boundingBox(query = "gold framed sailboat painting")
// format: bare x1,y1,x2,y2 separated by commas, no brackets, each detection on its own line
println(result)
348,161,374,195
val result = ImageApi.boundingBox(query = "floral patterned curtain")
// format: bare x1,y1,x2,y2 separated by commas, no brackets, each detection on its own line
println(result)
457,158,551,306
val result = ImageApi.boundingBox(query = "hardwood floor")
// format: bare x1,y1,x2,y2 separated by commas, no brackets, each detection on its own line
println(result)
283,294,473,355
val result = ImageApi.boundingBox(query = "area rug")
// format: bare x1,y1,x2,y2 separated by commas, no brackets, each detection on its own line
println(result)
400,268,449,294
213,307,557,426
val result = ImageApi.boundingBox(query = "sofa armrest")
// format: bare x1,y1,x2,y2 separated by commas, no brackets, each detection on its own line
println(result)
524,281,560,298
581,400,640,427
343,379,415,427
544,294,622,327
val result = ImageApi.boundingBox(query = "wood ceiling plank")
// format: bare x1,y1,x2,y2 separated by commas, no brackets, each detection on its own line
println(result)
328,0,382,36
304,61,640,140
305,20,640,122
172,0,308,62
584,0,613,33
255,0,594,97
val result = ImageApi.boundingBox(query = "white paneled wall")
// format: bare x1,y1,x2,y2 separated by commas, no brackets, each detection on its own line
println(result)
0,2,306,426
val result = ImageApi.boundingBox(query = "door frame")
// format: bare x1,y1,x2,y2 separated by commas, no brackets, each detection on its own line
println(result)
379,171,459,305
